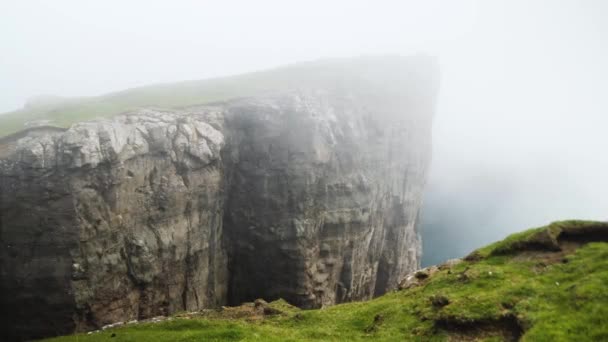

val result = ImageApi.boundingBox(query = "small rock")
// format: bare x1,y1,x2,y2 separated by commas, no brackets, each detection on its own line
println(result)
262,306,283,316
254,298,268,309
415,270,430,280
101,322,124,330
399,266,439,290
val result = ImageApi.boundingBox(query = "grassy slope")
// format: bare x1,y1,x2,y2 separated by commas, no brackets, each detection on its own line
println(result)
45,220,608,342
0,55,436,138
0,68,297,137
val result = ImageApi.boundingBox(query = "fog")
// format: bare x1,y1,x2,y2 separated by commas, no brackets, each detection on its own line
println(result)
2,0,607,264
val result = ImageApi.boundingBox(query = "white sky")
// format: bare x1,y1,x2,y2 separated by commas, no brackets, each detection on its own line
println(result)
1,0,607,230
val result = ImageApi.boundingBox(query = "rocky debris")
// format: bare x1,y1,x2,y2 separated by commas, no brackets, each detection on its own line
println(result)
415,269,432,280
399,266,439,290
0,57,438,341
398,259,462,291
216,299,290,320
455,266,472,282
87,316,170,335
254,299,283,316
253,299,269,308
101,322,125,330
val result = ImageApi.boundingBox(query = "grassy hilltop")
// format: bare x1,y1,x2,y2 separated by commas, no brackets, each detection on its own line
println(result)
0,55,437,138
45,220,608,341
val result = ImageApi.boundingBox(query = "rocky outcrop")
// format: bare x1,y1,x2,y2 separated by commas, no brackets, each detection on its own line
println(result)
223,93,431,308
0,56,438,340
0,111,229,340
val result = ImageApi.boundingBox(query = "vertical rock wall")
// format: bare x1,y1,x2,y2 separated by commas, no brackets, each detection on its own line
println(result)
0,56,438,340
223,91,432,308
0,113,229,340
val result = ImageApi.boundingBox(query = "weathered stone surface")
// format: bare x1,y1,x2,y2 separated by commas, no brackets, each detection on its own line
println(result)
0,111,228,340
223,92,432,308
0,57,438,340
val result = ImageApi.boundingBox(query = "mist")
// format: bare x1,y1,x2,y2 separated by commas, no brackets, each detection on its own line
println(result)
2,0,607,264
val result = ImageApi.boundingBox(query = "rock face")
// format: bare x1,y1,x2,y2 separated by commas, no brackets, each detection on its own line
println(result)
223,93,431,308
0,56,438,340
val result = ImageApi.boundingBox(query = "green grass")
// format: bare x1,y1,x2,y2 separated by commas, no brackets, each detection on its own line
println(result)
475,220,604,257
44,220,608,341
0,55,436,138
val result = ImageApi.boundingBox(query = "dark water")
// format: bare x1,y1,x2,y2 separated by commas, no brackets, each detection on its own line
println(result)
419,177,519,267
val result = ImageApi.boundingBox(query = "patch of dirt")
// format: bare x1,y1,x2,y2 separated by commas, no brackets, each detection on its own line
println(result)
512,228,608,267
494,229,561,256
506,223,608,266
558,224,608,244
463,251,484,262
174,299,288,322
436,314,523,342
511,248,568,266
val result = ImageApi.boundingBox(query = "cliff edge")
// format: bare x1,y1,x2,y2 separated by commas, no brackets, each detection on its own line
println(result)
0,56,439,340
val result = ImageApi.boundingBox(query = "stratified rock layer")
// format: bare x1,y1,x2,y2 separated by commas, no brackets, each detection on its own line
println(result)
0,56,438,340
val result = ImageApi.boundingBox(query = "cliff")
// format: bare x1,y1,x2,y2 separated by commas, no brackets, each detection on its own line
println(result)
42,221,608,342
0,56,439,340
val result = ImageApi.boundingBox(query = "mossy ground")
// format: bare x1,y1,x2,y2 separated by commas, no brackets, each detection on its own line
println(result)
44,221,608,341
